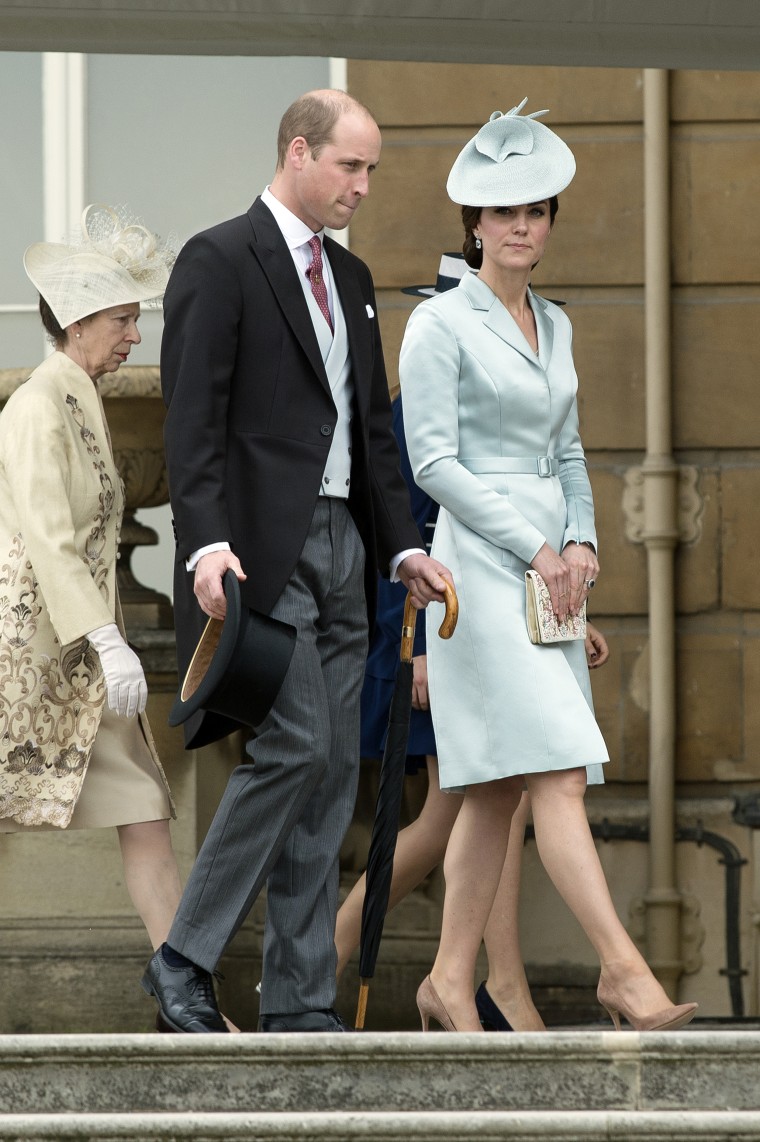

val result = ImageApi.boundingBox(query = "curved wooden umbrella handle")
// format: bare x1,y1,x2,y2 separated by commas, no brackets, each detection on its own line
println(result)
437,580,459,640
401,580,458,663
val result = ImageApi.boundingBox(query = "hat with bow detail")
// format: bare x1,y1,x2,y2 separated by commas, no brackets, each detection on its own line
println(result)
24,203,177,329
446,99,576,208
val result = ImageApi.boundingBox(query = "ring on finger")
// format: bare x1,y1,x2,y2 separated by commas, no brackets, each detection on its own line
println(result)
585,578,596,590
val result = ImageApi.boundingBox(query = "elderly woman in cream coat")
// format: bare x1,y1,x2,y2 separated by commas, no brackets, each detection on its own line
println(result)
0,206,182,953
401,103,697,1034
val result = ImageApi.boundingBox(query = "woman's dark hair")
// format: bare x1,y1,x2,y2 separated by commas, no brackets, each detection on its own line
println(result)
461,206,483,269
38,295,66,348
461,196,559,269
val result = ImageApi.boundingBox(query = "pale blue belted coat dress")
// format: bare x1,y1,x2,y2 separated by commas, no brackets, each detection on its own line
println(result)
399,271,609,791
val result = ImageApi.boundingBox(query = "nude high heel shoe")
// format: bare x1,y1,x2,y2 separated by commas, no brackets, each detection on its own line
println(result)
597,977,698,1032
416,975,457,1032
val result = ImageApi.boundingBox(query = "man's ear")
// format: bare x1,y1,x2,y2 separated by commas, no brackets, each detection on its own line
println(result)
289,136,309,170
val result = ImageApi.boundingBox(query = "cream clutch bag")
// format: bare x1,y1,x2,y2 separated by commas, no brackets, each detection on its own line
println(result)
525,570,587,645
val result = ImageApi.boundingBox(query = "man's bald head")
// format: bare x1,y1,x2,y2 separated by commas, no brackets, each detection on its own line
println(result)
276,89,376,170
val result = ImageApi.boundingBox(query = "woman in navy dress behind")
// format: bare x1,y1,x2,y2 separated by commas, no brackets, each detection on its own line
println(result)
360,396,438,774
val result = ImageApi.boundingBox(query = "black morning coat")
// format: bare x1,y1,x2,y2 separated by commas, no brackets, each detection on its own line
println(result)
161,197,423,748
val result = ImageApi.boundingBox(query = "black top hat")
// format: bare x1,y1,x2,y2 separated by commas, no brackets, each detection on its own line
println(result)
401,252,468,298
401,250,566,308
169,570,297,733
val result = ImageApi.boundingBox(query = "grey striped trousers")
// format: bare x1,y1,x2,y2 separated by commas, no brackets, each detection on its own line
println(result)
168,498,368,1013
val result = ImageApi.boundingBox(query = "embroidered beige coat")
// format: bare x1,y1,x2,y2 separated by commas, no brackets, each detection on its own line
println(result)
0,351,168,828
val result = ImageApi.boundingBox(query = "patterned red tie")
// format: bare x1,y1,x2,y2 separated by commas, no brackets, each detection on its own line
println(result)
306,236,333,333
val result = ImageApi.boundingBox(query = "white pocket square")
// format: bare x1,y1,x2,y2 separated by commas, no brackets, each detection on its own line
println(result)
366,304,375,318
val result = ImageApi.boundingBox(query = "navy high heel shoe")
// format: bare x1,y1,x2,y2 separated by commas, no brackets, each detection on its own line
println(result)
475,982,514,1032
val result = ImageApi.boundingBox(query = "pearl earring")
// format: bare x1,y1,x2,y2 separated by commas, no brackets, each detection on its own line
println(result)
76,333,81,339
475,236,482,250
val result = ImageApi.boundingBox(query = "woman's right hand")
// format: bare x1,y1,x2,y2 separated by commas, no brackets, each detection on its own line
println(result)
87,622,147,718
411,654,430,711
530,543,571,624
585,622,610,669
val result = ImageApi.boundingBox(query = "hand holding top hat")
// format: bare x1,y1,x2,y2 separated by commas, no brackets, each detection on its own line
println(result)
169,571,296,732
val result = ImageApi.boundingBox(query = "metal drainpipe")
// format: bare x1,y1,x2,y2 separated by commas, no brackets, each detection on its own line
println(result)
641,69,684,996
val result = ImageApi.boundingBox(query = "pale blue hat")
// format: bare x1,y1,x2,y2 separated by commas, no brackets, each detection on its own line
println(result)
446,99,576,208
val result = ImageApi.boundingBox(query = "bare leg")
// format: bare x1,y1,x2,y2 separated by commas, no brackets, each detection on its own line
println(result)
117,820,182,951
428,776,524,1031
482,790,545,1031
120,820,241,1032
335,756,461,977
526,767,678,1015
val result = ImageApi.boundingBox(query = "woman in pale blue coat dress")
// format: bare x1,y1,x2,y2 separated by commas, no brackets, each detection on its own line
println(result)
401,102,697,1034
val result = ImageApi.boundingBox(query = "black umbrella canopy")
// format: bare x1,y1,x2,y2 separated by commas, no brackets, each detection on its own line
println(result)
357,658,414,982
355,581,458,1030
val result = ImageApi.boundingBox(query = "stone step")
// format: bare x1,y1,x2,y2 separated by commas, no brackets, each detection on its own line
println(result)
1,1029,759,1119
2,1110,760,1141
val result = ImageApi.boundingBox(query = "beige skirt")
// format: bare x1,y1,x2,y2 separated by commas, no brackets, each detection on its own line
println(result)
0,704,171,833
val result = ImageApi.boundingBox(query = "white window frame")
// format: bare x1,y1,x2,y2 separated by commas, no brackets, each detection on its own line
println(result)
0,53,87,354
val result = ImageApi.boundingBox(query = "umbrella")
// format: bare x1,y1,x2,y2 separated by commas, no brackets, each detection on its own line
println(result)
355,580,458,1030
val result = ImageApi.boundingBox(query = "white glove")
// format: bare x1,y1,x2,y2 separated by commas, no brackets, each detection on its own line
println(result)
87,623,147,718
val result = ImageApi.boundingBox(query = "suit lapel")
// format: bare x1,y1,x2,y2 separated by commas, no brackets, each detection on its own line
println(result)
246,199,330,394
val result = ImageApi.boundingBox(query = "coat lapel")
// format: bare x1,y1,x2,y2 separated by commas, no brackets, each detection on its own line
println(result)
461,273,552,367
530,290,555,367
41,353,118,470
246,199,331,395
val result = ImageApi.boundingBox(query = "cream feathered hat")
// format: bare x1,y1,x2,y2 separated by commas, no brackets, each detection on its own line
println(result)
24,204,177,329
446,99,576,207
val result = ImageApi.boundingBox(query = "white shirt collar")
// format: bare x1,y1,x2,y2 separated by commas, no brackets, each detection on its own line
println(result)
261,187,325,252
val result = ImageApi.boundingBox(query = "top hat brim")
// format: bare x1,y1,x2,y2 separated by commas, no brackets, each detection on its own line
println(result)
401,284,440,298
401,253,468,298
168,571,296,733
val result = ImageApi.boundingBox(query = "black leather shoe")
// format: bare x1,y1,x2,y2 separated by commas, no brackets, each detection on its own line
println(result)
475,982,514,1032
258,1008,351,1032
141,948,229,1033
